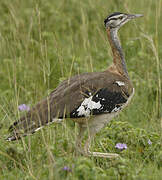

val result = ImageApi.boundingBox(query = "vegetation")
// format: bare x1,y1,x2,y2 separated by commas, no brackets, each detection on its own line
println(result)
0,0,161,179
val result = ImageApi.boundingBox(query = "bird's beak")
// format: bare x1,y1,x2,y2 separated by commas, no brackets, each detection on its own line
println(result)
128,14,143,19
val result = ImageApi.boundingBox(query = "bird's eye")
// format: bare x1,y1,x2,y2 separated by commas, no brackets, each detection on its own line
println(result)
119,16,123,20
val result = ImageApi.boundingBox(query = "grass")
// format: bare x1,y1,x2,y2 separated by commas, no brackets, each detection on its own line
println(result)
0,0,162,179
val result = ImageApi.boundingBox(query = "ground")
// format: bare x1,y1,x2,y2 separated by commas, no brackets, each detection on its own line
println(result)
0,0,161,179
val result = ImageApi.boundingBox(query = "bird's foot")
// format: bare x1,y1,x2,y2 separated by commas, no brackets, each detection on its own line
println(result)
87,151,119,158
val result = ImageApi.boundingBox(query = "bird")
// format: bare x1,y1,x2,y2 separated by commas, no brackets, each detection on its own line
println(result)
7,12,143,158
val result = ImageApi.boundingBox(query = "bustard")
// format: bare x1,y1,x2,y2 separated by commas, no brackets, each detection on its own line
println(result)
7,12,143,158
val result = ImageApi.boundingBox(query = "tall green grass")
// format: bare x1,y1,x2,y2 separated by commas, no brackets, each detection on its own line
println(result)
0,0,161,179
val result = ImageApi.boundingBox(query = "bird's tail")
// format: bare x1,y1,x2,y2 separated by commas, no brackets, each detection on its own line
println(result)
6,114,40,141
6,100,63,141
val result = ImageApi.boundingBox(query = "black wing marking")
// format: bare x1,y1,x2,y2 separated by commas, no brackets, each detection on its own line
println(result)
92,88,128,114
70,88,128,118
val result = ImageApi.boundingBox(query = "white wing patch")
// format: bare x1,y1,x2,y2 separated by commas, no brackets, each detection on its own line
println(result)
115,81,125,86
77,96,102,117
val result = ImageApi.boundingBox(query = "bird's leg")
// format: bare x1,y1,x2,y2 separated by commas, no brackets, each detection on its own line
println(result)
75,124,86,155
76,123,119,158
84,128,119,159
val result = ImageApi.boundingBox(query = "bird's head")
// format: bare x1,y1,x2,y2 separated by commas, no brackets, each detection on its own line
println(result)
104,12,143,29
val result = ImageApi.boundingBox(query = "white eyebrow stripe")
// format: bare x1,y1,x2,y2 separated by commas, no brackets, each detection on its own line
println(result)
109,15,124,20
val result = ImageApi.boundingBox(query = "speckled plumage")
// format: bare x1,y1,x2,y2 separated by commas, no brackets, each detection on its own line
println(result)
7,70,133,140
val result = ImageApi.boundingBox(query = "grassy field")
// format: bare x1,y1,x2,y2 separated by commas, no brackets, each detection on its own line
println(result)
0,0,161,179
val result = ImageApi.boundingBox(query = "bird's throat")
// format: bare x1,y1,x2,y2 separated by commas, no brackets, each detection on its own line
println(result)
106,27,129,79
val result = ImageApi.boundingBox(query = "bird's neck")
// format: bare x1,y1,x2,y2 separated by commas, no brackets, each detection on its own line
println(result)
106,27,129,79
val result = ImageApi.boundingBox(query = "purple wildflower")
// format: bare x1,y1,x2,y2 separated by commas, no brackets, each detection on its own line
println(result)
115,143,127,150
148,139,152,145
62,166,72,172
18,104,30,111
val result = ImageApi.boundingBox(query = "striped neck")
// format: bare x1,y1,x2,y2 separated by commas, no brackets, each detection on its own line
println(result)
106,27,129,79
